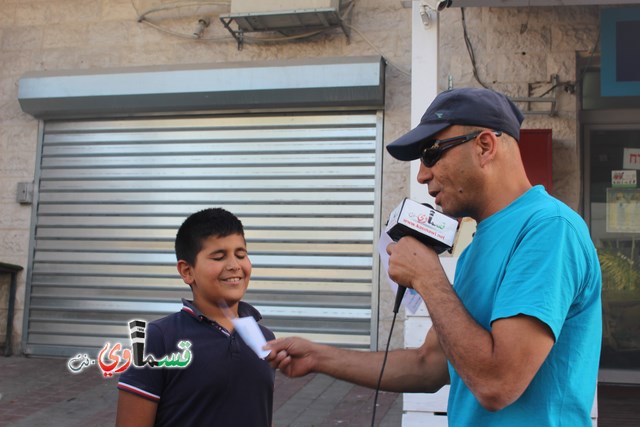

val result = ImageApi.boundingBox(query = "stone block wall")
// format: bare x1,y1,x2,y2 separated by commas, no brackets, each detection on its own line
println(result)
439,6,600,210
0,0,412,354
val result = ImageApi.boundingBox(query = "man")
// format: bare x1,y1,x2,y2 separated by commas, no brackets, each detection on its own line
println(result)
266,87,602,426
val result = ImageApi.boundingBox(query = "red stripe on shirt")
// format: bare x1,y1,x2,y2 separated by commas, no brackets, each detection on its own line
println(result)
117,382,161,402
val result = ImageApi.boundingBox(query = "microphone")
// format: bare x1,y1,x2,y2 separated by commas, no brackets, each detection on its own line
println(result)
128,320,147,367
393,285,408,314
385,198,458,313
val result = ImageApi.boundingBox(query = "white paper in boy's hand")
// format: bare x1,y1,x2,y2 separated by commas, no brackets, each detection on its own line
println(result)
232,316,270,359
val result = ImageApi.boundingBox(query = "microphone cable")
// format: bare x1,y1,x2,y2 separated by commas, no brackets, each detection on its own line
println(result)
371,199,456,425
370,286,406,427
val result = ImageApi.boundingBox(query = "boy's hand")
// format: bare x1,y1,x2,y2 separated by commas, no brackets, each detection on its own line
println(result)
265,337,317,378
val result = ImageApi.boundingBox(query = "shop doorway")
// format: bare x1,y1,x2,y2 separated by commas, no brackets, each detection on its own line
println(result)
584,125,640,384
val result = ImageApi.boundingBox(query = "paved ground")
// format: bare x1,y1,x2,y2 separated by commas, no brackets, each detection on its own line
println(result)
2,355,639,426
0,355,401,427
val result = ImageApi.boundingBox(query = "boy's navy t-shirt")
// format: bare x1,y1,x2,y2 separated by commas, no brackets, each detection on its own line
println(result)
118,299,275,427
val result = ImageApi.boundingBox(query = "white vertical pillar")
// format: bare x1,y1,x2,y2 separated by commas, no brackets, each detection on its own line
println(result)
409,2,439,205
402,4,449,427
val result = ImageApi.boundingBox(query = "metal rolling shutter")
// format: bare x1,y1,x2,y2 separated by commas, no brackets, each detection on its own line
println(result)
25,112,382,357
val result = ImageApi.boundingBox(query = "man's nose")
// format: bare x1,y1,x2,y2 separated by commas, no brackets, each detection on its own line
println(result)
417,162,433,184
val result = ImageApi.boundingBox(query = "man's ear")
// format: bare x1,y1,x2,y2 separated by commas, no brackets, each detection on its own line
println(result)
177,260,194,285
477,130,498,167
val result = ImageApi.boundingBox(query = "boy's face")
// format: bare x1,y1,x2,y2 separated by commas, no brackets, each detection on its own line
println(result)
178,233,251,308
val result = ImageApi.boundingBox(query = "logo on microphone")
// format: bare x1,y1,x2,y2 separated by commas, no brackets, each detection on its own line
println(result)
409,209,446,230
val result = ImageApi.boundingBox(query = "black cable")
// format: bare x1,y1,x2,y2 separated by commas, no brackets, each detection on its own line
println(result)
461,8,489,89
370,308,399,427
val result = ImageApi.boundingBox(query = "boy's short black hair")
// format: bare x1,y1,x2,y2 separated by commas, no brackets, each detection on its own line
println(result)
175,208,245,265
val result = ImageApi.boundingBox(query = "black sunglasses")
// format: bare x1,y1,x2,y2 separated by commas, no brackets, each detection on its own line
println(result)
420,130,502,167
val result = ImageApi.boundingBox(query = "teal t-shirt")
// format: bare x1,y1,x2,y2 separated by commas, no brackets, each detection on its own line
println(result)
448,186,601,426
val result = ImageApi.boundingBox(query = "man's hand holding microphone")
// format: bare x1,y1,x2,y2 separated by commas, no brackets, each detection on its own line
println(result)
384,198,458,313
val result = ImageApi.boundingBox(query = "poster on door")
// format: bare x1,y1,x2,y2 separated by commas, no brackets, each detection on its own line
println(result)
606,188,640,233
623,148,640,170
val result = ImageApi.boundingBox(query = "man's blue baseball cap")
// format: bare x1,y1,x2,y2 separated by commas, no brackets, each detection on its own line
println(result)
386,87,525,161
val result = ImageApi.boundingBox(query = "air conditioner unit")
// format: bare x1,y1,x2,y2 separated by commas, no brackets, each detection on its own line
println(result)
220,0,350,48
230,0,341,16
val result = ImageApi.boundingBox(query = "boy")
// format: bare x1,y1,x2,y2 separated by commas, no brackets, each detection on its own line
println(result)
116,208,275,427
